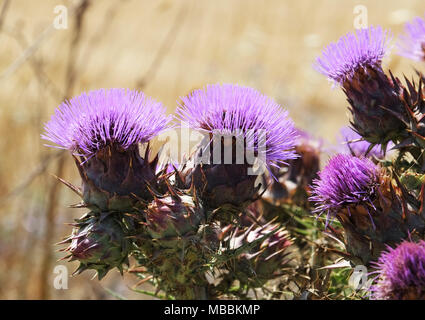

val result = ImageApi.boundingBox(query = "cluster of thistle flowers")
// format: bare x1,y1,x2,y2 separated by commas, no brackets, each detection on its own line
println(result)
43,14,425,300
43,84,299,299
310,16,425,300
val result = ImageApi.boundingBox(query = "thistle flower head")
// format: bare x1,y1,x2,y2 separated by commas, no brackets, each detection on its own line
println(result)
398,15,425,61
242,224,292,262
42,88,170,157
338,126,389,159
371,240,425,300
60,215,131,280
145,191,204,240
310,154,380,224
315,26,391,85
176,84,298,167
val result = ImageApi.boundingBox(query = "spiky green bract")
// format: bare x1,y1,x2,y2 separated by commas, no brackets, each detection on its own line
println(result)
59,213,132,280
130,180,294,299
391,75,425,164
214,222,292,294
73,144,164,213
189,161,261,220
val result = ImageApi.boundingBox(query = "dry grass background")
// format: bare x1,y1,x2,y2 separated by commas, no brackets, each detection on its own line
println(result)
0,0,424,299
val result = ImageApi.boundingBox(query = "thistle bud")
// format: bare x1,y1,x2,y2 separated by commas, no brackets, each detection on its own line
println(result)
316,27,406,146
59,214,131,280
42,89,171,212
135,188,212,300
371,240,425,300
177,84,298,214
145,188,205,241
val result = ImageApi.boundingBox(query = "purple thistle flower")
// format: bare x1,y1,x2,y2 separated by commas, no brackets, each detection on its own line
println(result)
315,27,406,147
42,89,171,212
398,14,425,62
310,154,380,226
315,26,391,85
176,84,298,167
42,88,170,157
370,240,425,300
338,126,391,159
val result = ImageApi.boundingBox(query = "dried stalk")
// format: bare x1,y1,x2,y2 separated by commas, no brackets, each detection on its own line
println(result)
38,0,91,300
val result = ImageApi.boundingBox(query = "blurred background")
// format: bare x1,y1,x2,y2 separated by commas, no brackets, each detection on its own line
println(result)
0,0,424,299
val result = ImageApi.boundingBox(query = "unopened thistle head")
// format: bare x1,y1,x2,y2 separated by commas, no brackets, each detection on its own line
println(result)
310,154,380,226
398,14,425,62
42,88,170,157
177,84,298,168
60,214,131,280
371,240,425,300
145,191,204,240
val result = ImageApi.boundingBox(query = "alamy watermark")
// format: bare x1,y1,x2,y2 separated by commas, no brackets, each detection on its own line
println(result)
53,5,68,30
348,265,373,292
353,5,368,29
53,265,69,290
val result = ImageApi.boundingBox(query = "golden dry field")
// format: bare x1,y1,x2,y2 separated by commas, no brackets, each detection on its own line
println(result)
0,0,424,299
